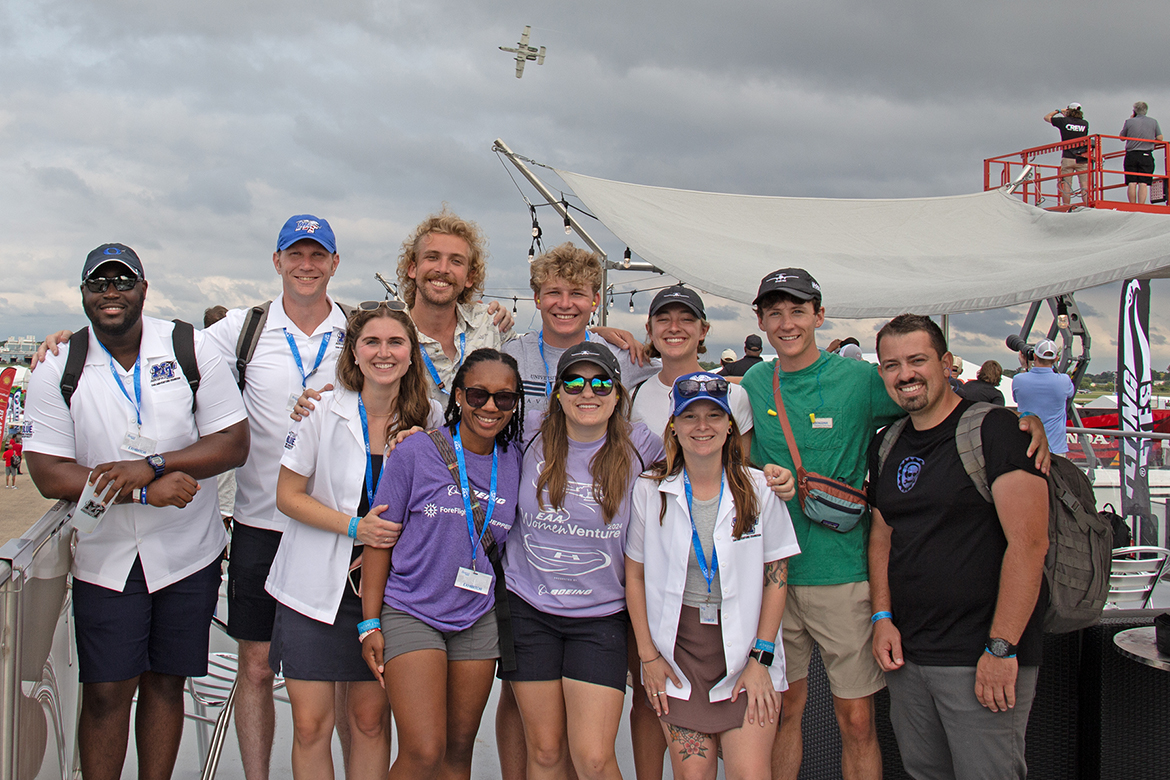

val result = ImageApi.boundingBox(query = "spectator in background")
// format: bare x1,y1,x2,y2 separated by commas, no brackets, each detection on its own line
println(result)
1120,101,1164,205
718,349,737,374
720,334,764,378
1012,340,1075,454
1044,103,1089,206
947,356,965,392
3,438,17,488
957,360,1006,406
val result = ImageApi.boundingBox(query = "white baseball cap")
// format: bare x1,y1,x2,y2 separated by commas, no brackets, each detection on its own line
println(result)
1035,339,1059,360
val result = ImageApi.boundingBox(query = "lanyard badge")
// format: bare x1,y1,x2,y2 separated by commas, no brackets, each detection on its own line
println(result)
285,329,332,388
421,332,466,395
451,423,498,594
684,468,723,625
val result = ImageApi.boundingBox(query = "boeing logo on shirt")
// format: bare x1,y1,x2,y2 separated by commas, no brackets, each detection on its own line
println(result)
897,457,924,492
149,360,180,386
444,484,508,505
537,584,594,597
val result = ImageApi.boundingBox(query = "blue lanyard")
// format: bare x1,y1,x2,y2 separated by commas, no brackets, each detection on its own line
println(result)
538,331,590,396
101,345,142,428
452,423,498,565
284,328,332,388
421,332,466,395
356,396,378,510
683,469,722,595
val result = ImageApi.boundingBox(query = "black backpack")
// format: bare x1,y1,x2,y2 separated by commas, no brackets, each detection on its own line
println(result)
232,300,354,391
876,402,1112,634
60,321,200,412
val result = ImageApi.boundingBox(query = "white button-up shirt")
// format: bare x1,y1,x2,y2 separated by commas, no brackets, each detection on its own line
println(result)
265,388,442,623
201,294,349,532
24,317,248,591
626,469,800,701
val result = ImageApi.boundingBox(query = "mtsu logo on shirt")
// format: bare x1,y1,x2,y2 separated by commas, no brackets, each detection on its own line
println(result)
896,457,924,493
149,360,180,386
284,431,297,450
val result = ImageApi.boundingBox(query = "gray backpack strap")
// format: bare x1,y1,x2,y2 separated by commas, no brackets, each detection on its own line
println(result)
876,416,912,478
956,402,995,503
234,301,272,391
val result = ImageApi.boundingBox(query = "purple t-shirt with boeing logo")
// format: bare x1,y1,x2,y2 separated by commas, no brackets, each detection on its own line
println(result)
374,425,522,632
505,410,663,618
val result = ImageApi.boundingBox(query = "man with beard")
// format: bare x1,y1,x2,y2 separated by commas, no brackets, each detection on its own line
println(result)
23,244,249,780
868,314,1048,780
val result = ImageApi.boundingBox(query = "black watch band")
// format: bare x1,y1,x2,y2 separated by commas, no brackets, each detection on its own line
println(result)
749,647,775,667
985,637,1018,659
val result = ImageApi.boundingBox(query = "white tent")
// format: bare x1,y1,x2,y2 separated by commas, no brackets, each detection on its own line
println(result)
554,170,1170,318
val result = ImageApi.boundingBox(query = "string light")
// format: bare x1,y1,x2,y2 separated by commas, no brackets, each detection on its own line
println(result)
629,289,637,313
1056,299,1070,330
562,197,572,234
512,296,518,314
623,247,632,269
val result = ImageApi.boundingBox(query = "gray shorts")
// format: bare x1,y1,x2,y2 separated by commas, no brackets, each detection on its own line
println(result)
5,465,15,477
380,603,499,662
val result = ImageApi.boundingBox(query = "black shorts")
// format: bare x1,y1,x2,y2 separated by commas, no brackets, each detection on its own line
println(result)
72,557,221,684
498,590,628,691
226,521,282,642
1124,150,1156,183
269,589,375,682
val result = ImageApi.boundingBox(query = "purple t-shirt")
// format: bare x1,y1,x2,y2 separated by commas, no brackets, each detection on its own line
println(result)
374,425,522,631
506,411,664,618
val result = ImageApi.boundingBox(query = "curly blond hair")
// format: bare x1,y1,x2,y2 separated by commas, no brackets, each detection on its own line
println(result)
397,208,488,307
529,243,603,296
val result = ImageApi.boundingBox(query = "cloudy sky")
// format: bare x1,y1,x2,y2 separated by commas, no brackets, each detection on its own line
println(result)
2,0,1168,373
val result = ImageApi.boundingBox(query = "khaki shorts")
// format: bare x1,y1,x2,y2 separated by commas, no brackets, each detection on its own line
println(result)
380,603,500,662
782,581,885,699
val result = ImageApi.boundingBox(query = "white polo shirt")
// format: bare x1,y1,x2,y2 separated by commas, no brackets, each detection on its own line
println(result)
626,469,800,701
417,302,515,404
265,388,443,623
202,294,349,532
24,317,248,592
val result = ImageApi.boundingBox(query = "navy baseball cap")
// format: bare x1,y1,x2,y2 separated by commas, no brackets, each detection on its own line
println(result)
649,285,705,319
556,341,622,384
744,334,763,351
672,371,732,417
277,215,337,253
753,268,821,307
82,244,144,282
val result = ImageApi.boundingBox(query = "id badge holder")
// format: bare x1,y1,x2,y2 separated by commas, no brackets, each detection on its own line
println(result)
699,603,719,625
287,394,301,412
121,430,156,458
74,477,119,534
454,566,493,594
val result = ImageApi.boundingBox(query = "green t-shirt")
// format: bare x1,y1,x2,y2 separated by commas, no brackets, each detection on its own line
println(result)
741,352,904,586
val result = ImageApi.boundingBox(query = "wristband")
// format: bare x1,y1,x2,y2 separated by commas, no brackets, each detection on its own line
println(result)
357,618,381,636
753,638,776,653
348,516,360,539
140,485,148,505
640,653,662,665
871,611,893,624
358,628,381,643
1018,411,1036,419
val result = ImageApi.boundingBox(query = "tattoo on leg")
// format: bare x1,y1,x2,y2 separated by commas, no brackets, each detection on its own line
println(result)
666,723,711,761
764,559,788,588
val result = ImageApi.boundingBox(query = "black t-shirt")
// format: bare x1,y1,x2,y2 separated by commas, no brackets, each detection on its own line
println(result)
720,354,764,378
956,379,1005,406
1051,115,1089,159
868,400,1046,666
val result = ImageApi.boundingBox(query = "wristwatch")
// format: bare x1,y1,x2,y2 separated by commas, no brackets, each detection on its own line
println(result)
145,454,166,481
748,647,775,667
985,637,1018,659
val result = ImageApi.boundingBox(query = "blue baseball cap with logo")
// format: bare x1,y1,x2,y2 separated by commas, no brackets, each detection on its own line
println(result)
82,243,145,282
672,371,732,417
277,214,337,253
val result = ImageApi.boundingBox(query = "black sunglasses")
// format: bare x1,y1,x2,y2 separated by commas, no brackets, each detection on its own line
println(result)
676,378,729,398
82,276,140,294
462,387,521,412
561,375,615,396
358,299,407,312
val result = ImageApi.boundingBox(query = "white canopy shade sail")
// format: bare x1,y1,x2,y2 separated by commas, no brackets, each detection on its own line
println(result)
554,169,1170,318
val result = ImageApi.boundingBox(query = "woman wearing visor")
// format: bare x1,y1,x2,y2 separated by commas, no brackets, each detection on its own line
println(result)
626,372,800,780
269,301,442,778
503,341,663,780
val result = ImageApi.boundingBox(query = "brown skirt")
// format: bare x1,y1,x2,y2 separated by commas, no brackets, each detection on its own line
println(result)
657,606,747,734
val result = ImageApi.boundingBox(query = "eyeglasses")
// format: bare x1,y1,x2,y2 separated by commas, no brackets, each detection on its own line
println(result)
82,276,139,294
358,299,407,312
676,377,729,398
561,375,615,396
462,387,521,412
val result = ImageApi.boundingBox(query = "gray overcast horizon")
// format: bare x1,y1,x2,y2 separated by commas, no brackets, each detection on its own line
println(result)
1,0,1167,374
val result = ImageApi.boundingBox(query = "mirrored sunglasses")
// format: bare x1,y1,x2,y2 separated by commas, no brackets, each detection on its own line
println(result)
463,387,521,412
676,378,729,398
82,276,140,294
561,375,615,396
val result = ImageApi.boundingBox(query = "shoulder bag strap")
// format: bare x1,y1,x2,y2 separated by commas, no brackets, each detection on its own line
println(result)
771,361,806,478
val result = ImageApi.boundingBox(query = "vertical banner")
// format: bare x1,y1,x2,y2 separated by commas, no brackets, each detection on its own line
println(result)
1118,279,1154,544
0,366,14,438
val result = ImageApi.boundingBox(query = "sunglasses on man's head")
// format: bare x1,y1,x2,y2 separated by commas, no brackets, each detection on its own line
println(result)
82,276,139,294
358,299,407,312
561,375,615,396
462,387,521,412
676,378,729,398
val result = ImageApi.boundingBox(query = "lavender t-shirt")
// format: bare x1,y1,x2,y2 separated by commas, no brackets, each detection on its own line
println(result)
505,411,664,618
374,425,522,632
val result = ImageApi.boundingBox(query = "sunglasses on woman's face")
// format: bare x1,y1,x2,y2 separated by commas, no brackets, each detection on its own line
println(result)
358,299,407,312
462,387,521,412
561,375,615,396
675,378,729,398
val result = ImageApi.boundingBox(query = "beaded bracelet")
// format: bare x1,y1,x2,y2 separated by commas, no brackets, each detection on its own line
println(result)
347,516,360,539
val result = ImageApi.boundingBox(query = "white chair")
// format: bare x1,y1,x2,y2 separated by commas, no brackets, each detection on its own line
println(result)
1107,546,1170,609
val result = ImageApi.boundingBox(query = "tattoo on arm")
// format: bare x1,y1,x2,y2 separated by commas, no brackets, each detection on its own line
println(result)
666,723,713,761
764,559,788,588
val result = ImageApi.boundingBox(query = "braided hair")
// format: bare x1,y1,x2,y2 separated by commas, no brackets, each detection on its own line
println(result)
442,348,525,451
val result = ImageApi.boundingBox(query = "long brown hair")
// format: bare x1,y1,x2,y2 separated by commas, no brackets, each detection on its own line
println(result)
536,377,636,523
336,307,432,439
648,412,760,539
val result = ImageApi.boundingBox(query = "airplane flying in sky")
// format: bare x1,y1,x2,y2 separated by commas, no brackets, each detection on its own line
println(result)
499,25,546,79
